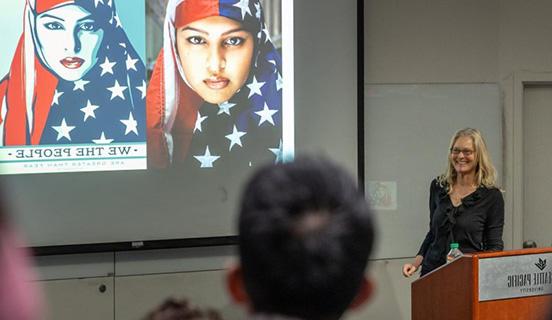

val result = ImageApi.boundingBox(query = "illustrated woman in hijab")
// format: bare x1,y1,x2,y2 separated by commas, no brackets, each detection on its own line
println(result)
147,0,283,169
0,0,146,146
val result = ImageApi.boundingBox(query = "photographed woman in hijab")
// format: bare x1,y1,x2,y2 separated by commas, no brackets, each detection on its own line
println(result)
0,0,146,146
147,0,283,169
402,128,504,277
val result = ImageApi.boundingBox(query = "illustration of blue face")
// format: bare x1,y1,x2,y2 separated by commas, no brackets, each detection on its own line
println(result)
35,4,104,81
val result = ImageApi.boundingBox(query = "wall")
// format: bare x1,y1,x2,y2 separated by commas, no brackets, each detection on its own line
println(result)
31,1,552,320
35,250,414,320
363,0,552,319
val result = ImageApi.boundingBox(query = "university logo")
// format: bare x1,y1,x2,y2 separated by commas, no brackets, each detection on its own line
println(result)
535,258,546,271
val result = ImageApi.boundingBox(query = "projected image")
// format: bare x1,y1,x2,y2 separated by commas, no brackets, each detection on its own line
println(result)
146,0,292,170
0,0,147,174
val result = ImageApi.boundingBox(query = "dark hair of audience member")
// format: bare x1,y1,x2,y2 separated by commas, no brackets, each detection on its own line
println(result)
238,156,376,320
143,297,222,320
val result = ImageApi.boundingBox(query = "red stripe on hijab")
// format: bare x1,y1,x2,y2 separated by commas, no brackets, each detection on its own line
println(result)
5,36,28,145
35,0,75,14
175,0,220,29
31,56,57,145
4,35,57,145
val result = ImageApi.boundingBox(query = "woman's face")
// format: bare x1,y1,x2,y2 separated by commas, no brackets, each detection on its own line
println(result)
450,136,477,176
176,16,254,104
35,4,104,81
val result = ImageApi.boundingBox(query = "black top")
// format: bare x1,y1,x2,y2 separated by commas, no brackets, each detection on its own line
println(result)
417,179,504,276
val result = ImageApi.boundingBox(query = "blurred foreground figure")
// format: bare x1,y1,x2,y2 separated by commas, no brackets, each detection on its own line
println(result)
0,211,42,319
227,156,377,320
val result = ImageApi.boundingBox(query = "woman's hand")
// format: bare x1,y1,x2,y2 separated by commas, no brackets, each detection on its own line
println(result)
402,263,418,277
402,255,423,277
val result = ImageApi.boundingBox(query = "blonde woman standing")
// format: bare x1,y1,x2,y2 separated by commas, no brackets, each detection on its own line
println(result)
403,128,504,277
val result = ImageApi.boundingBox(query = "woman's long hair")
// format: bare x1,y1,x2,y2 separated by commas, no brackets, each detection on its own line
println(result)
438,128,498,190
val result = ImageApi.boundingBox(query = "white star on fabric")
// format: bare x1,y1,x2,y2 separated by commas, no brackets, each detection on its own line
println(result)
194,146,220,168
52,89,64,105
255,2,261,19
217,101,236,115
233,0,251,19
136,80,147,99
276,72,283,91
247,76,265,98
125,54,138,71
120,112,138,135
269,139,283,163
99,57,116,76
107,80,127,100
92,132,114,144
107,0,112,7
73,79,90,91
225,125,247,151
80,100,100,122
267,59,278,74
262,27,271,43
113,15,122,27
119,42,127,48
52,118,75,141
94,0,104,7
194,112,208,133
255,103,278,126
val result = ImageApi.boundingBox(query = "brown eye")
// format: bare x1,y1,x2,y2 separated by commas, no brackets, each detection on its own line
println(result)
187,36,206,45
224,37,244,46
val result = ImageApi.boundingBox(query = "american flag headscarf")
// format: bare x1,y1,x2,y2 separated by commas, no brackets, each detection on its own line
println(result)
147,0,283,169
0,0,146,146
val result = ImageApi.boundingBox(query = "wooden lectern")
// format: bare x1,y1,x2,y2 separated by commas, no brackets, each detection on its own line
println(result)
412,247,552,320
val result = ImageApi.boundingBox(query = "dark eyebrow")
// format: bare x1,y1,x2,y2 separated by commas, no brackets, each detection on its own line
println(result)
38,14,94,23
39,14,65,22
181,26,247,36
77,14,95,23
221,28,247,36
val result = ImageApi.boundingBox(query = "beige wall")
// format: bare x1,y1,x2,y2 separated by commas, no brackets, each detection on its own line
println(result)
498,1,552,80
38,254,414,320
366,0,552,84
365,0,499,83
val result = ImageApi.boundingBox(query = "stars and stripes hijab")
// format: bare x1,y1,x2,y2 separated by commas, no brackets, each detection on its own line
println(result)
0,0,146,146
147,0,283,169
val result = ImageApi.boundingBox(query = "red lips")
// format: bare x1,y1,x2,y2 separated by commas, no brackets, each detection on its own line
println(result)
204,77,229,89
60,57,84,69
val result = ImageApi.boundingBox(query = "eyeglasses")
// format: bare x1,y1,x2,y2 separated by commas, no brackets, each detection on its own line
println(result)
450,148,474,156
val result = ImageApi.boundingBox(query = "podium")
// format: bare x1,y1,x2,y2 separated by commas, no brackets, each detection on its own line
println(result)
412,247,552,320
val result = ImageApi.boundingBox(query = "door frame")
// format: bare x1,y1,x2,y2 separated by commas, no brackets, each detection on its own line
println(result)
504,71,552,249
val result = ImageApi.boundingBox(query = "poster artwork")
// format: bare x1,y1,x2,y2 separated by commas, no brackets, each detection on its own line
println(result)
0,0,147,174
0,0,291,175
